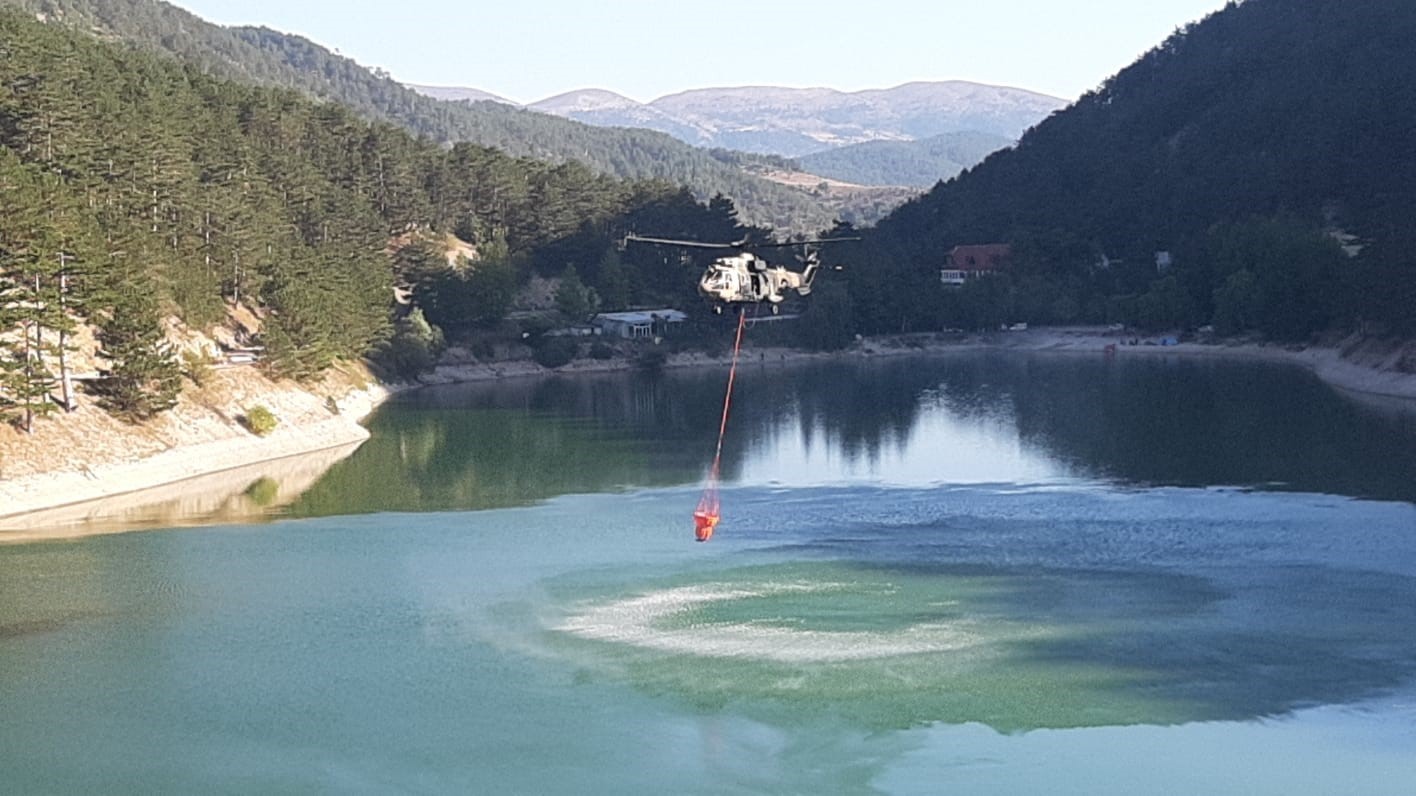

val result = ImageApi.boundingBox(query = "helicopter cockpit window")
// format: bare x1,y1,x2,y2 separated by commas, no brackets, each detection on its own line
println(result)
703,270,736,291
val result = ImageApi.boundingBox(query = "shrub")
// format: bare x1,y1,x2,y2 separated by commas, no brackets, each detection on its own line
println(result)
589,341,615,360
243,477,280,506
243,405,278,436
532,336,578,369
517,315,556,339
181,349,216,386
371,308,445,380
470,339,496,361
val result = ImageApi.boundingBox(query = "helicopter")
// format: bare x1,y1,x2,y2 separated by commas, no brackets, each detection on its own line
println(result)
624,234,859,314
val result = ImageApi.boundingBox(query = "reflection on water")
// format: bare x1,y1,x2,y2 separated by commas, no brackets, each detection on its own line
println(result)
13,353,1411,540
0,442,364,540
4,352,1416,792
746,354,1416,500
291,353,1416,521
286,373,721,517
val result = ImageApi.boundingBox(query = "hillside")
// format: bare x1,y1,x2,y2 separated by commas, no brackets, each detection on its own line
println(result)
0,7,796,444
752,171,920,229
884,0,1416,252
2,0,838,232
837,0,1416,340
797,131,1015,188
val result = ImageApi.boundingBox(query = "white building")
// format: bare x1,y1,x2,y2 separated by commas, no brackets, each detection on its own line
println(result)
592,310,688,339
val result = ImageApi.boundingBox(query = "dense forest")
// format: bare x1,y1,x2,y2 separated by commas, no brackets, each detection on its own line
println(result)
842,0,1416,339
0,10,764,429
1,0,841,232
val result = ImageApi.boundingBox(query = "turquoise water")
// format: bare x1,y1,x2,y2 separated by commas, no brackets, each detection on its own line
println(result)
3,354,1416,793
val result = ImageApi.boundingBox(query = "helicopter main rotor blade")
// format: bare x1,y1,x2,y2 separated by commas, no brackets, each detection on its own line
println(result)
623,234,738,250
737,236,863,249
624,234,861,251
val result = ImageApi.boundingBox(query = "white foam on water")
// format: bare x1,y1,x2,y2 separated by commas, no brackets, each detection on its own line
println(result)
555,582,981,663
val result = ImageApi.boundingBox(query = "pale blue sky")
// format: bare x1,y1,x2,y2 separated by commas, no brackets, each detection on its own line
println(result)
170,0,1231,104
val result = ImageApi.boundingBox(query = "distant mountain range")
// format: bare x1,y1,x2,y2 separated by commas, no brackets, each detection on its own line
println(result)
9,0,1062,225
410,81,1066,160
5,0,845,231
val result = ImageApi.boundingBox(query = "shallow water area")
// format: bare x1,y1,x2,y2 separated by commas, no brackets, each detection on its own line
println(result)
3,353,1416,793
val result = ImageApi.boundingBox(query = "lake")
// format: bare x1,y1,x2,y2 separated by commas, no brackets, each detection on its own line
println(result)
3,352,1416,793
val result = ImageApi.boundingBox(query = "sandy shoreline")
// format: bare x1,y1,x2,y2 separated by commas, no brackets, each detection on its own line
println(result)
0,440,367,543
0,378,390,531
3,328,1413,538
422,328,1416,403
1002,329,1416,403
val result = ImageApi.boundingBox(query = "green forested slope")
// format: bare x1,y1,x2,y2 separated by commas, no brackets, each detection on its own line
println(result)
2,0,838,231
843,0,1416,338
0,10,762,426
797,131,1014,188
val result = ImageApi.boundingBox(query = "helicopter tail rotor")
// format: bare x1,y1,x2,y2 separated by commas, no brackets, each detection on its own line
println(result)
797,248,823,294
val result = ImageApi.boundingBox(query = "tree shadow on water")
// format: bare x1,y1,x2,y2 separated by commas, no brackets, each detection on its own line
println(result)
1000,563,1416,727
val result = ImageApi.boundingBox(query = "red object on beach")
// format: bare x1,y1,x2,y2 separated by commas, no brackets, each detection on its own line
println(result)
693,310,747,542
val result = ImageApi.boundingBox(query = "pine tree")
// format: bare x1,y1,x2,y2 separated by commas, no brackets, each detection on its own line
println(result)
94,275,181,421
595,247,631,311
0,254,25,427
555,265,597,322
0,163,79,431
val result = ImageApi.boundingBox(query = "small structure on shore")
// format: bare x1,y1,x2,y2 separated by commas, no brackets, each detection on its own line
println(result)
941,244,1011,286
593,310,687,340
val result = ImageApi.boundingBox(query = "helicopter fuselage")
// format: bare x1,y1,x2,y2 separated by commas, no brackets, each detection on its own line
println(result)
621,232,852,312
698,253,815,308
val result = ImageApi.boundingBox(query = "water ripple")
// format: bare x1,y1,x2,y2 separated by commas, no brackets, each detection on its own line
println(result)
556,581,984,663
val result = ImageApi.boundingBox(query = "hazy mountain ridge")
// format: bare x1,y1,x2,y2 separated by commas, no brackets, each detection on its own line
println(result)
651,81,1063,152
528,89,716,147
439,81,1065,159
407,84,516,105
7,0,1053,225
